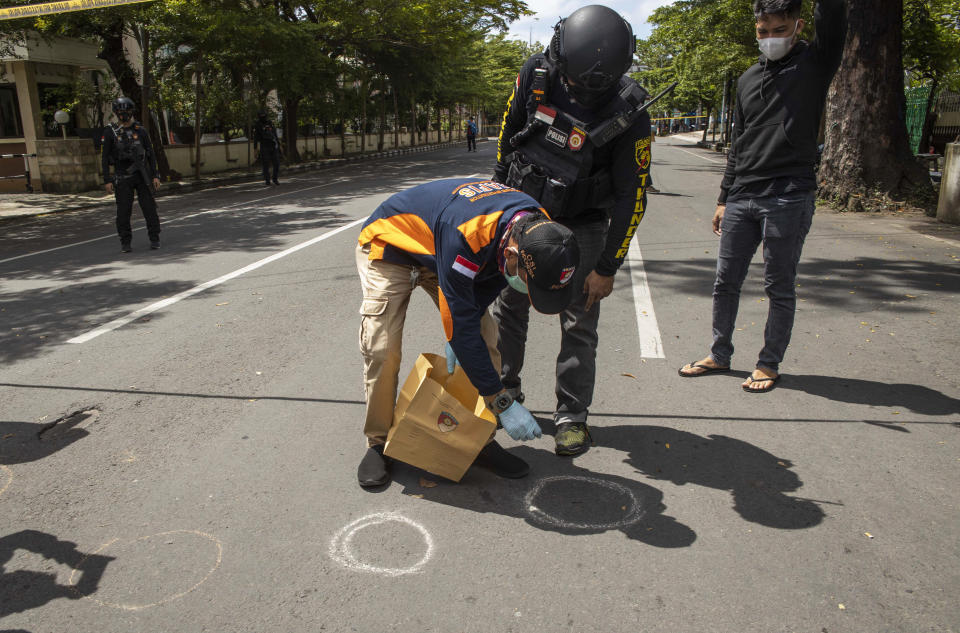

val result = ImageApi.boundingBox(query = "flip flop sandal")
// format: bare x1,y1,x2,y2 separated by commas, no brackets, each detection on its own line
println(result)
678,362,731,378
742,375,781,393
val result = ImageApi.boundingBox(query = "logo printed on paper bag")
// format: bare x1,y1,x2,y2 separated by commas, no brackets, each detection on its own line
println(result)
437,412,459,432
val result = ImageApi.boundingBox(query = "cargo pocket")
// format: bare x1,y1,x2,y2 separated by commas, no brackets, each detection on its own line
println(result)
359,297,389,358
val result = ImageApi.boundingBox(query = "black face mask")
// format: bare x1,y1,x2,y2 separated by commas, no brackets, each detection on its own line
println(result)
117,111,133,123
563,79,613,110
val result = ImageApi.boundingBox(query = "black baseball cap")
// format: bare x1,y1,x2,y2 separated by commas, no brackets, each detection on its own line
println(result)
515,214,581,314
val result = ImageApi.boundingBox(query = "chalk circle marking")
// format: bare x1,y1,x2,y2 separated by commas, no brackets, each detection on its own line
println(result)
524,475,645,530
68,530,223,611
329,512,434,577
0,464,12,499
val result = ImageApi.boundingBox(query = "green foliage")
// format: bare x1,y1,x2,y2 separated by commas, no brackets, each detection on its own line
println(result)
634,0,814,114
903,0,960,90
0,0,535,154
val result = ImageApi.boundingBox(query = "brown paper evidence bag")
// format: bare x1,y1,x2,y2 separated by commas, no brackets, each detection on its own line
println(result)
384,353,497,482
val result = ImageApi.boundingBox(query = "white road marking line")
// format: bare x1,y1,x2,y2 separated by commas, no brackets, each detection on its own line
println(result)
329,512,434,576
626,238,665,359
669,145,726,164
0,179,345,266
67,217,364,344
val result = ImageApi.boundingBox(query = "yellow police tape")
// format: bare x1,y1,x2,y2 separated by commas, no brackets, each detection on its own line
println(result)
0,0,153,20
650,115,711,122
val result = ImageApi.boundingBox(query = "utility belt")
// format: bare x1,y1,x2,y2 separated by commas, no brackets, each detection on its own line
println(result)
504,151,613,219
113,161,150,184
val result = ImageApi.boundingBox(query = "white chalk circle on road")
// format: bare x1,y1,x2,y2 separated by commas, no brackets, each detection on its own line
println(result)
329,512,434,577
69,530,223,611
524,475,646,530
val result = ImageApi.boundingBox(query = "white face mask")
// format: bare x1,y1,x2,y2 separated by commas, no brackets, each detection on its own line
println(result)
757,20,799,61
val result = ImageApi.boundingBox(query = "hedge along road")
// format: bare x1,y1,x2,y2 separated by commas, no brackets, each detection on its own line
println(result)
1,139,958,632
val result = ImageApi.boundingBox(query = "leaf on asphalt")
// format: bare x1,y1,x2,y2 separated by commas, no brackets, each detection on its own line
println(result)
2,433,14,440
777,461,787,467
864,532,874,539
419,477,438,488
216,302,230,306
621,373,637,379
621,506,627,511
665,443,670,449
905,294,917,299
256,371,262,375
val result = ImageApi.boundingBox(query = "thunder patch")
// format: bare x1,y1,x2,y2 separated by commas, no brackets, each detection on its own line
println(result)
635,137,651,171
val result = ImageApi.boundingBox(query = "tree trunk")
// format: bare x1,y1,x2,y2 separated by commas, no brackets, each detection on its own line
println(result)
194,65,202,181
98,21,173,179
918,78,939,154
819,0,932,211
283,96,301,162
435,103,441,144
392,86,400,148
411,98,417,147
359,77,367,153
378,84,386,152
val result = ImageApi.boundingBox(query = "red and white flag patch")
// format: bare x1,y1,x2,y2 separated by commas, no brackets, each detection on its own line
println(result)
452,255,480,279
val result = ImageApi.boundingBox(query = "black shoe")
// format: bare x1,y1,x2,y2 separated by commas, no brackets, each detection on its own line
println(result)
554,422,593,456
273,180,279,185
265,181,272,186
357,444,391,487
472,441,529,478
150,240,160,250
120,242,132,253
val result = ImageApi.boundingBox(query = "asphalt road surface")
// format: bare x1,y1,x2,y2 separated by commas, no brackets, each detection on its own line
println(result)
2,137,959,633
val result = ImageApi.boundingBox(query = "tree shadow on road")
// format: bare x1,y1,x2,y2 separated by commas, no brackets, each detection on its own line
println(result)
559,422,828,530
780,375,960,416
0,409,97,465
0,530,114,619
390,444,697,548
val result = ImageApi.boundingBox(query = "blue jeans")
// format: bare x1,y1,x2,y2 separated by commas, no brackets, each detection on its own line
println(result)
710,190,815,372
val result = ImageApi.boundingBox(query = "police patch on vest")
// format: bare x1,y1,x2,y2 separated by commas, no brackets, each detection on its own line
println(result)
635,137,651,170
545,126,568,148
568,127,585,152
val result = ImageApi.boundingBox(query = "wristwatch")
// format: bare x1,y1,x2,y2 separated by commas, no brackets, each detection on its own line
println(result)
487,391,514,416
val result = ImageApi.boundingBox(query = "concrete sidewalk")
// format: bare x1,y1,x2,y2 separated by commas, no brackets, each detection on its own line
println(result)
0,140,469,222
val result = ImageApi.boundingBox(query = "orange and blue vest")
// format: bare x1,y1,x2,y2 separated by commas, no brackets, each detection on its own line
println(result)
359,178,544,395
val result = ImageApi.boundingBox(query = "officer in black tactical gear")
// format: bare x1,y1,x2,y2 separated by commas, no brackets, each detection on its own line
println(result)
491,5,653,456
254,110,282,186
101,96,162,252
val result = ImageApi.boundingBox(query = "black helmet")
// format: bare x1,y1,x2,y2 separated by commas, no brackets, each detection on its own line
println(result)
112,97,135,114
548,5,635,108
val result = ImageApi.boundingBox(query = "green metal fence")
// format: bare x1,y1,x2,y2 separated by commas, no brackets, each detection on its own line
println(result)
905,85,933,154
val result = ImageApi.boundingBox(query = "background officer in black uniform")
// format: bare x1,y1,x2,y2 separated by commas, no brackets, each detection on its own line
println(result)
254,110,282,186
492,4,653,456
101,97,162,253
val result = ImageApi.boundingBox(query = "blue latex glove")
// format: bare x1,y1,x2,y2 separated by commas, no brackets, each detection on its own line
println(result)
445,341,458,374
498,401,542,441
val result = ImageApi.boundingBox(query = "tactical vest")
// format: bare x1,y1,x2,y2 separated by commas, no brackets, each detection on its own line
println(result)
504,61,649,219
110,124,148,177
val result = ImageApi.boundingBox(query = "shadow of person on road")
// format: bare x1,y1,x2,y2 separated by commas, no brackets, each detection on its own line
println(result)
391,444,697,548
0,409,96,465
779,375,960,416
584,424,827,530
0,530,114,618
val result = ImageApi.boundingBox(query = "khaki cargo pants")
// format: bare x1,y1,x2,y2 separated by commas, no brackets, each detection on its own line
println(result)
356,242,501,447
